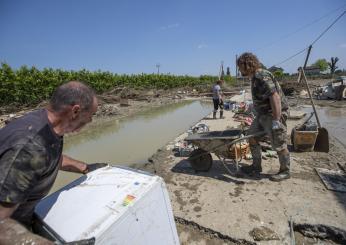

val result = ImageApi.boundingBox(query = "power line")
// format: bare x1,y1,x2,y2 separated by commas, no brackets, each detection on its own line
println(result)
311,10,346,46
255,3,346,53
272,9,346,67
274,48,308,66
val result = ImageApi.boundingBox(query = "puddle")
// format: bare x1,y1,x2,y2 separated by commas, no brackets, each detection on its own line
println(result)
301,105,346,147
51,100,212,192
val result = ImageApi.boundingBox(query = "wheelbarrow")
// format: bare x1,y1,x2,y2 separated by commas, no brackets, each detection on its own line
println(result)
185,129,265,175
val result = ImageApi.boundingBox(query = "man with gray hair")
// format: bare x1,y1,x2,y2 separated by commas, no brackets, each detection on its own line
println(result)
0,81,106,244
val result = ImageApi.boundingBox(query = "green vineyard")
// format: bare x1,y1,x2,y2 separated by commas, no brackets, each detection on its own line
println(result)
0,63,235,106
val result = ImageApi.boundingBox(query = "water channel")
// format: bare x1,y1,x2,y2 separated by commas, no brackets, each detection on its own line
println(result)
51,100,212,192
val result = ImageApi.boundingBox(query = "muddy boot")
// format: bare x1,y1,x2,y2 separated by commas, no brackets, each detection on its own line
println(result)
213,111,217,119
219,110,225,119
241,144,262,177
270,153,290,182
241,158,262,177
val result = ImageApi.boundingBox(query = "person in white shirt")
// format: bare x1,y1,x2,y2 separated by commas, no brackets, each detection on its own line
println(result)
212,80,225,119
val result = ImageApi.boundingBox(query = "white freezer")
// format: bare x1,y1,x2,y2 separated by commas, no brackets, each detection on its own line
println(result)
34,166,180,245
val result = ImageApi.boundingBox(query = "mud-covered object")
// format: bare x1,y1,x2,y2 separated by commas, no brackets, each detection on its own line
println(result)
0,109,62,227
294,223,346,244
249,226,280,241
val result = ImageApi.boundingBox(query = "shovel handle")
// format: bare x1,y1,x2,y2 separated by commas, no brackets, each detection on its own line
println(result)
299,68,322,128
302,112,314,125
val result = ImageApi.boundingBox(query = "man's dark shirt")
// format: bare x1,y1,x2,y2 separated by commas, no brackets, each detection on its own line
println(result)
0,109,63,226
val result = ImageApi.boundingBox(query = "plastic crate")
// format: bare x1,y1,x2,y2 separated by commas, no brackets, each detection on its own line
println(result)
292,128,318,152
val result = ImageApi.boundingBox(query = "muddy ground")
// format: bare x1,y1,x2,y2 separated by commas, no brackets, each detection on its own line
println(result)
142,93,346,245
1,79,345,244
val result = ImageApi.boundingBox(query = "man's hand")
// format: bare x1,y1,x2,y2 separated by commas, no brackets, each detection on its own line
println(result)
272,120,281,130
83,163,108,174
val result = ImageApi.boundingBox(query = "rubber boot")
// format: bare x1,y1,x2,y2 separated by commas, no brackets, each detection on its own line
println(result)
213,111,217,119
219,110,225,119
270,153,290,182
241,144,262,177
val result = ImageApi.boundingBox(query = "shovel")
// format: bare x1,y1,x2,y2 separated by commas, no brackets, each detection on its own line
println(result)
299,68,329,152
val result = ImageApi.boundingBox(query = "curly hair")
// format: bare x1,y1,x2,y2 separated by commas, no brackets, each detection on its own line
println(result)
237,52,261,74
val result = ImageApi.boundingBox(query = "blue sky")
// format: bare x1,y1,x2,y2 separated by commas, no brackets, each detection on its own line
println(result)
1,0,345,76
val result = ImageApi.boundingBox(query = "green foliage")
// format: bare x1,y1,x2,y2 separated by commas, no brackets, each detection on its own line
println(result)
312,59,328,72
0,63,226,106
222,75,236,86
273,70,284,79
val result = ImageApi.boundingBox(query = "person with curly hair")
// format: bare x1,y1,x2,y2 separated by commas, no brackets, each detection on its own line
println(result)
237,53,290,181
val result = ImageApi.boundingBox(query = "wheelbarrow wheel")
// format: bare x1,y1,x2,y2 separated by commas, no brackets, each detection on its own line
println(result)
188,149,213,172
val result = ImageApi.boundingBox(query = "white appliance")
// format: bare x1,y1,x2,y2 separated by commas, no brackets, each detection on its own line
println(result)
35,166,180,245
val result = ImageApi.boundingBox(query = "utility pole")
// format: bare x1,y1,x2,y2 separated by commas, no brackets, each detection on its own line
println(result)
219,60,224,80
235,55,238,79
298,45,312,84
156,63,160,75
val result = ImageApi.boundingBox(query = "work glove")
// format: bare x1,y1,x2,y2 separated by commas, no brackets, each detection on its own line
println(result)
272,120,281,130
56,237,95,245
83,163,109,174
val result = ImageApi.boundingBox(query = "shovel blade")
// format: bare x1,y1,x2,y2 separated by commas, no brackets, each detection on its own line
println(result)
314,127,329,153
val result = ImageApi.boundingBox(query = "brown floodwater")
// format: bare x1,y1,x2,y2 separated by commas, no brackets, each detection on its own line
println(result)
51,100,212,192
302,105,346,147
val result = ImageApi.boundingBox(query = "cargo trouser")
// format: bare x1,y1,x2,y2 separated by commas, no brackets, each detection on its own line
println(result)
245,111,291,180
248,112,288,154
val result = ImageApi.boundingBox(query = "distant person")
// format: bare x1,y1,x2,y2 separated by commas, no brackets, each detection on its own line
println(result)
0,81,107,244
212,79,225,119
237,53,290,181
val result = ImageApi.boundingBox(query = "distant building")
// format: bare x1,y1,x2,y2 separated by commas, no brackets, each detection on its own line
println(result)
304,66,321,75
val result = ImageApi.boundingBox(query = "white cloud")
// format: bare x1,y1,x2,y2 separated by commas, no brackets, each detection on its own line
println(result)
339,43,346,48
159,23,180,31
197,44,208,49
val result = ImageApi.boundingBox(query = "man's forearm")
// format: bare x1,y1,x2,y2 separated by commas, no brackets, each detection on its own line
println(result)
270,92,281,121
60,155,87,173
